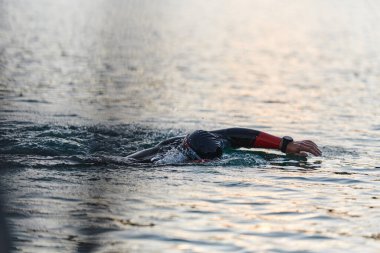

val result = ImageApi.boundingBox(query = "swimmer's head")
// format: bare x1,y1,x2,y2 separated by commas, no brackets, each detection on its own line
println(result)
182,130,222,160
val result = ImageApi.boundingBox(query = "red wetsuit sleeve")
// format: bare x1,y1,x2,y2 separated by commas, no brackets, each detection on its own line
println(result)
252,132,281,149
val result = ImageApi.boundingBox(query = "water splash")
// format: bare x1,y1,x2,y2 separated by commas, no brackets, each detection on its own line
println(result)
152,148,188,165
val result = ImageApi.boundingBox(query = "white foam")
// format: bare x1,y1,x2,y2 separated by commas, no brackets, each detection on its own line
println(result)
152,148,187,165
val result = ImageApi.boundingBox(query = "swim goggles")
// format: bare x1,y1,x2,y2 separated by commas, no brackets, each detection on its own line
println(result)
181,135,202,160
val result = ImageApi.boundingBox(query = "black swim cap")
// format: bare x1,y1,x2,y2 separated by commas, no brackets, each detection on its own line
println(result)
183,130,222,160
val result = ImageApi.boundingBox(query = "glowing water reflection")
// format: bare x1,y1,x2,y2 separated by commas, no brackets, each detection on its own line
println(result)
1,0,380,252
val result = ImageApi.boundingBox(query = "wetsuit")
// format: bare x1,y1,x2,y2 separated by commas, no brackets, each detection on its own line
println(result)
127,128,282,163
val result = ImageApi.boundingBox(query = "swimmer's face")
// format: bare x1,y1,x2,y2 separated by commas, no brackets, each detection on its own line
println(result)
182,130,222,160
195,145,222,160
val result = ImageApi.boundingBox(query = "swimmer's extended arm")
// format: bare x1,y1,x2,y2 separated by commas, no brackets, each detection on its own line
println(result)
211,128,281,149
211,128,321,156
127,136,184,162
127,146,161,161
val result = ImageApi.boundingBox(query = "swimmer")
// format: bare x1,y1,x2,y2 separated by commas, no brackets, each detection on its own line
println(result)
127,128,322,163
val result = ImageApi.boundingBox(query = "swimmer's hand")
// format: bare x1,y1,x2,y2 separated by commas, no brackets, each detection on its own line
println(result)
286,140,322,157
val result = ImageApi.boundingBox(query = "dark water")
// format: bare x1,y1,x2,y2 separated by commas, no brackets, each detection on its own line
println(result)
1,0,380,252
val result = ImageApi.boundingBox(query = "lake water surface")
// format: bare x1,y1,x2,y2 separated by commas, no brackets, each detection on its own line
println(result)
0,0,380,252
